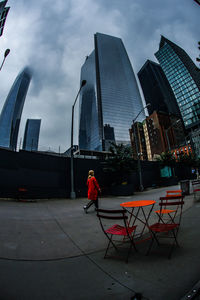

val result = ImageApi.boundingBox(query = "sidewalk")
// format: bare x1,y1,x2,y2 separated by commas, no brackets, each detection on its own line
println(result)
0,185,199,299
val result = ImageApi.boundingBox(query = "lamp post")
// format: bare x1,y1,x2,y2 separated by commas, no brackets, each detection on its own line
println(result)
165,119,181,152
0,49,10,71
133,103,151,192
70,79,87,199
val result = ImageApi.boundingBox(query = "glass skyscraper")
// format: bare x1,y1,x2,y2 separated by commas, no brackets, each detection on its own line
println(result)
0,0,9,37
0,67,32,150
138,60,181,117
22,119,41,151
155,36,200,130
79,32,145,151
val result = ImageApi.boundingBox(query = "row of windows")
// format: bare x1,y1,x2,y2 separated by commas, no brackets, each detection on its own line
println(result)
169,73,192,86
176,88,199,99
173,83,197,95
162,59,187,76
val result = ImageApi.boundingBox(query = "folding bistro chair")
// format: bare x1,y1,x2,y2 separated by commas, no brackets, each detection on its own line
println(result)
154,190,183,223
166,190,182,197
147,195,184,258
96,208,137,262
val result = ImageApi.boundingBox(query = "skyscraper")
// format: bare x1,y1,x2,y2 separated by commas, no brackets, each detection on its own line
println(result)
138,60,181,117
79,32,145,151
0,67,32,150
22,119,41,151
155,36,200,130
0,0,10,37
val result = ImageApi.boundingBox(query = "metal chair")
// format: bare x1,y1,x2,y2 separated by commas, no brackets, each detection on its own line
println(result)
166,190,182,197
96,208,137,262
147,195,185,258
155,190,183,222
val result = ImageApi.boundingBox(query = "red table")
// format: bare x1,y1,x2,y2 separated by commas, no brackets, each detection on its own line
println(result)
120,200,156,238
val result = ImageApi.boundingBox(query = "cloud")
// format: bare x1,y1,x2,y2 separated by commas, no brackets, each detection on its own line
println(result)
0,0,199,152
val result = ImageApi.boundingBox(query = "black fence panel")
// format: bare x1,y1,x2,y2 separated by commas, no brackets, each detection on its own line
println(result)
0,148,196,199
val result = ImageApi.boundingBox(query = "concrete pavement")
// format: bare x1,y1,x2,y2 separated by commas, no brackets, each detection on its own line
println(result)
0,184,200,299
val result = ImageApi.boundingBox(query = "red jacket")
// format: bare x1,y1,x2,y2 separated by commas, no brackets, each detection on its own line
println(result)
87,176,100,201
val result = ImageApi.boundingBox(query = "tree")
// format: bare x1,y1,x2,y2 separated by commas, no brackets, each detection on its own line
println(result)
156,151,176,167
102,143,136,185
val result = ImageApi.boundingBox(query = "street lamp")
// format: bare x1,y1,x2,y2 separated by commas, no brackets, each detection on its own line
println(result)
70,79,87,199
165,119,181,152
0,49,10,71
133,103,151,192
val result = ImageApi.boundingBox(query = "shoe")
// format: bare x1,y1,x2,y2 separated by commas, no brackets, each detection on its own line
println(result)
83,206,88,214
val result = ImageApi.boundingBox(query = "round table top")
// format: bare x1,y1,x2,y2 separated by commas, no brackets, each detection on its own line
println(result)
120,200,156,208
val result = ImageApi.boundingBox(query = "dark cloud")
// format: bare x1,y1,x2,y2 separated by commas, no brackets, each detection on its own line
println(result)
0,0,199,151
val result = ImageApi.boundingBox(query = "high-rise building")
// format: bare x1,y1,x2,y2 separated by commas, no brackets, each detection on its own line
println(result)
0,67,32,150
194,0,200,5
138,60,181,117
79,32,145,151
155,36,200,131
0,0,9,37
22,119,41,151
129,121,147,161
144,111,185,160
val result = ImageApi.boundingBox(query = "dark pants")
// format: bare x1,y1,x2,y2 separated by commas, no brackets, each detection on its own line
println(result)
85,198,99,210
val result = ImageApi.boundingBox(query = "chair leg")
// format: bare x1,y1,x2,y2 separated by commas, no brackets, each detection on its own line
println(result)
104,234,118,259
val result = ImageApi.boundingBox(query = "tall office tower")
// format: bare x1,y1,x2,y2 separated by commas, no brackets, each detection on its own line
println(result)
79,51,101,150
138,60,181,117
22,119,41,151
129,121,147,161
194,0,200,5
0,0,9,37
155,36,200,131
79,32,145,151
0,67,32,150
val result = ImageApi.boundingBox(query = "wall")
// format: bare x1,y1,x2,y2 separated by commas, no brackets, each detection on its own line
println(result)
0,148,194,199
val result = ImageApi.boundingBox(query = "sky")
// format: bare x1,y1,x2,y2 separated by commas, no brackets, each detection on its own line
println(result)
0,0,199,153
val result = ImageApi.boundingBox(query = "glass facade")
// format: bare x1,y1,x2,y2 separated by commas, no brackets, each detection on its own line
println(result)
79,33,145,151
0,67,32,150
22,119,41,151
0,1,9,37
79,51,101,150
155,36,200,130
138,60,181,117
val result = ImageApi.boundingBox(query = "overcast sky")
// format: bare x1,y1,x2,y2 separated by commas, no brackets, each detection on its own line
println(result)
0,0,199,153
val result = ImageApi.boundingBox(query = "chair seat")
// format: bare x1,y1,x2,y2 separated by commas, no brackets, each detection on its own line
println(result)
149,222,179,233
155,209,176,214
106,224,137,236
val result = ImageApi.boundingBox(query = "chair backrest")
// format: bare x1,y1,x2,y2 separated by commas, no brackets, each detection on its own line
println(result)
159,195,185,223
166,190,182,196
96,208,128,220
96,208,129,233
192,180,200,191
192,180,200,186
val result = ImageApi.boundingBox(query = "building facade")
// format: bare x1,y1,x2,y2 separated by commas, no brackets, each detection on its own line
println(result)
0,67,32,150
79,32,145,151
144,111,185,160
0,0,9,37
129,121,147,161
155,36,200,131
138,60,181,117
22,119,41,151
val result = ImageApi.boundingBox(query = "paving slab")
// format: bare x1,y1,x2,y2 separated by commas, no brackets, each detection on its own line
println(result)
0,184,199,299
